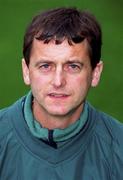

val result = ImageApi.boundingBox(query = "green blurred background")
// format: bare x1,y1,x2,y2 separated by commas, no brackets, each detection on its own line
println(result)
0,0,123,122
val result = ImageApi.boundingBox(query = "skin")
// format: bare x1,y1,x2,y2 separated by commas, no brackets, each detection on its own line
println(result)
22,39,103,129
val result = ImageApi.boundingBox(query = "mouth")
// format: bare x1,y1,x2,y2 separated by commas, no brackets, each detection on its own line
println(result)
48,93,70,99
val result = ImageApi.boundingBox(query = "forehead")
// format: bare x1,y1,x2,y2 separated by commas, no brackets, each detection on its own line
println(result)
30,38,90,61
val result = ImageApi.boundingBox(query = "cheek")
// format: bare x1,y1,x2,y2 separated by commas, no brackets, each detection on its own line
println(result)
29,76,45,93
72,75,92,91
73,76,85,86
30,73,48,86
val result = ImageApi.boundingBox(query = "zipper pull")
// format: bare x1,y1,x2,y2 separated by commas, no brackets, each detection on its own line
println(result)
48,130,57,148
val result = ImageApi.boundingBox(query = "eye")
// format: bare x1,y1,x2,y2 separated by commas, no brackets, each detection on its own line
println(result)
39,63,51,72
69,64,79,69
66,63,82,73
41,64,50,69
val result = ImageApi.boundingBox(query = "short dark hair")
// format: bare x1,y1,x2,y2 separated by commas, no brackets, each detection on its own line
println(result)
23,7,102,69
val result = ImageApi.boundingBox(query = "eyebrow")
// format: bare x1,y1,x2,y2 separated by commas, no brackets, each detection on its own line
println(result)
66,60,83,64
34,59,83,67
34,60,53,67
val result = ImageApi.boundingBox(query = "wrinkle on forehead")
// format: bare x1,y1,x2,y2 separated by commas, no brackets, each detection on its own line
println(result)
31,38,90,60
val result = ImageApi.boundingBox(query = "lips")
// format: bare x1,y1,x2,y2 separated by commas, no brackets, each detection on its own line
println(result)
48,93,69,98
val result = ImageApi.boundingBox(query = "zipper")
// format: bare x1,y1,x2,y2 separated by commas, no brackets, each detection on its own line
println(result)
48,130,57,149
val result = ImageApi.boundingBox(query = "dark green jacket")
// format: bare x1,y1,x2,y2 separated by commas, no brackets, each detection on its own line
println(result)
0,96,123,180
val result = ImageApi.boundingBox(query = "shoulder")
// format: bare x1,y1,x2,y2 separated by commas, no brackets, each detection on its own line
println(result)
97,111,123,178
0,96,25,140
95,108,123,144
0,107,13,139
0,96,26,163
88,103,123,178
0,97,26,170
87,102,123,142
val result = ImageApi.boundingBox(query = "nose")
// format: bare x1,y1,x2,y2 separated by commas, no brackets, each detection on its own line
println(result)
51,67,66,88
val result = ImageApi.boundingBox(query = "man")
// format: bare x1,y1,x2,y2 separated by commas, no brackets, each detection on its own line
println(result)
0,7,123,180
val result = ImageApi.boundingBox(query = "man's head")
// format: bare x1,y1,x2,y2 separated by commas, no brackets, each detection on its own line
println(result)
22,7,103,128
23,7,102,69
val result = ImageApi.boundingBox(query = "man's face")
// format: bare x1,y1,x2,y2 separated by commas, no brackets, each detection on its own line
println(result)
22,39,102,119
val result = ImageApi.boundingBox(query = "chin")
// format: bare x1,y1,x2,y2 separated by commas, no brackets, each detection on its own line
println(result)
47,107,70,117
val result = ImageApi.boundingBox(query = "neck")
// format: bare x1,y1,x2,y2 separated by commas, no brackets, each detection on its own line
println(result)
32,100,84,130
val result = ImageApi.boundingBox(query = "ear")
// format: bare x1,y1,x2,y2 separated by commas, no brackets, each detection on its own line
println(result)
22,58,30,85
91,61,103,87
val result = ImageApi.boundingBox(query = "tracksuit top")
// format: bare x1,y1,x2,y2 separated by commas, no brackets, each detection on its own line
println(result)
0,95,123,180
